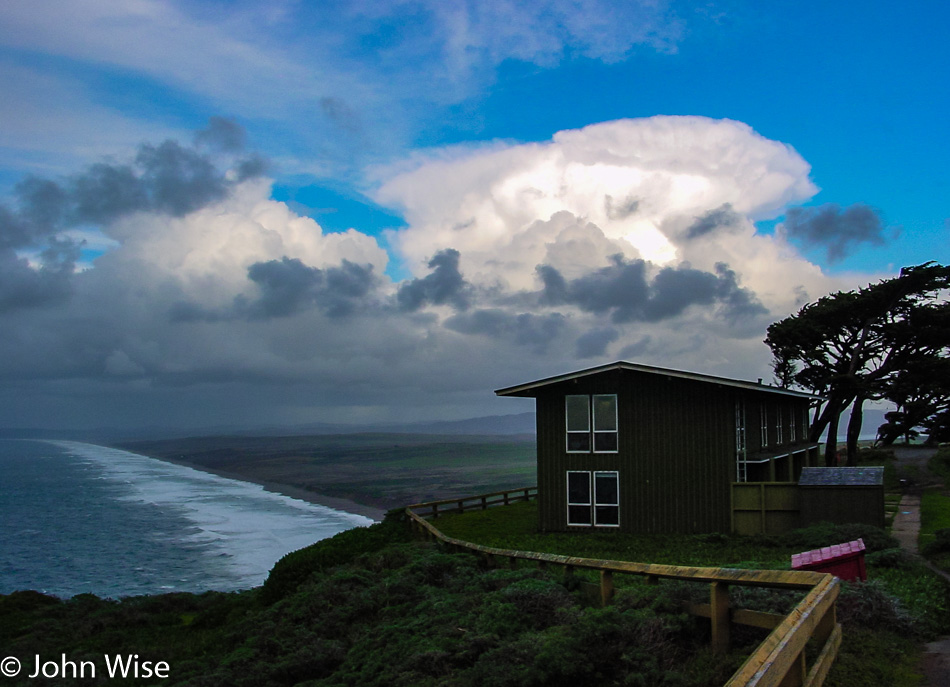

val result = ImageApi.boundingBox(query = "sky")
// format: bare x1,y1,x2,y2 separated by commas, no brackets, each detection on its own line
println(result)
0,0,947,432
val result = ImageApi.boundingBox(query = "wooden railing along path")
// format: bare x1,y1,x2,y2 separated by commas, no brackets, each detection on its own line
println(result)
405,486,841,687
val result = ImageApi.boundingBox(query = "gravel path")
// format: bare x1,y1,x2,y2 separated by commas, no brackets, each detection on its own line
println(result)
888,445,950,686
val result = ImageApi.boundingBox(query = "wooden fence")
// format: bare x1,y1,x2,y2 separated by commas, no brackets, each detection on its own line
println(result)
406,486,841,687
731,482,801,535
406,486,537,518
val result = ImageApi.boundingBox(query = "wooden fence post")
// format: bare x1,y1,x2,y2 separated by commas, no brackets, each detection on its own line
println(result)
710,582,730,653
432,503,439,519
600,570,614,607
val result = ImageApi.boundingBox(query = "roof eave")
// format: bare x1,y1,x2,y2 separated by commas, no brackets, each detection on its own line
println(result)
494,361,824,401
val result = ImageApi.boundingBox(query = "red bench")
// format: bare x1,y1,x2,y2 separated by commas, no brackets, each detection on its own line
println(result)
791,538,867,582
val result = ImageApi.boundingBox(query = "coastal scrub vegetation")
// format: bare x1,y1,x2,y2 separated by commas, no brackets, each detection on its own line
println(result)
3,510,948,686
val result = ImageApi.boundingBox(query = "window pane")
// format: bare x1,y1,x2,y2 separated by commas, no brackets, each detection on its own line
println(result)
594,472,618,505
595,505,619,526
593,395,617,431
567,472,590,504
594,432,617,452
567,432,591,452
568,505,592,525
566,396,590,432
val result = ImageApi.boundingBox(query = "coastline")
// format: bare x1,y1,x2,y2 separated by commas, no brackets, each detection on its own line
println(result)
101,444,389,523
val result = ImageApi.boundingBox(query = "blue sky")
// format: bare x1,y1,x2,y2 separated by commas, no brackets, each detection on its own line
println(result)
0,0,946,430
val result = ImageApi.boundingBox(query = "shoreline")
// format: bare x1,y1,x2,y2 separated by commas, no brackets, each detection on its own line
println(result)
52,439,390,524
131,451,389,523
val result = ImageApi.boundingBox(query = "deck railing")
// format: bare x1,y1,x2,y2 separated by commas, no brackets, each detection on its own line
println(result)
405,486,841,687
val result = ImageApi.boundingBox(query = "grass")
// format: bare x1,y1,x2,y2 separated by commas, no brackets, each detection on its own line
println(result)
118,433,538,511
435,499,950,687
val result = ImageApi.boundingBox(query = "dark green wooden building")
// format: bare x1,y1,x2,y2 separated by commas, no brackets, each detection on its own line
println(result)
496,361,822,534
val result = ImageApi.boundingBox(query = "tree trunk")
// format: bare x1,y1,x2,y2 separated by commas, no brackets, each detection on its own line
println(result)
824,410,840,466
845,395,865,466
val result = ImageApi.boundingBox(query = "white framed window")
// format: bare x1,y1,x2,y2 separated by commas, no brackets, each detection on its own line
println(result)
776,406,783,444
594,471,620,526
760,404,769,447
567,471,592,525
565,394,618,453
567,471,619,527
789,405,797,442
566,395,591,452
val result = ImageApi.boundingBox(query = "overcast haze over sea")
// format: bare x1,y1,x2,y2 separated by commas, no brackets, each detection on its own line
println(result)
0,439,373,599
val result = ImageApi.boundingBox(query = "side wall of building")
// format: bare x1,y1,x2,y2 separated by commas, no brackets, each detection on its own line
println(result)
536,369,736,534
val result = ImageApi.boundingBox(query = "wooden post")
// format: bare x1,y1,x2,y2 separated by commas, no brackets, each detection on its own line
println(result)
509,556,518,569
645,574,658,586
564,565,574,583
433,503,439,519
710,581,730,653
481,496,487,510
778,653,806,687
504,492,510,505
600,570,614,607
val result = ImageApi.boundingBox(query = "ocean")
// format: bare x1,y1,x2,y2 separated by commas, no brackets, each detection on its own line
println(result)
0,439,374,599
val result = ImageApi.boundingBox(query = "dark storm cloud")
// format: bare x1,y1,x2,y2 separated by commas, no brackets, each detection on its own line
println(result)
71,163,149,225
537,255,766,324
239,257,379,319
604,194,640,220
235,154,269,181
444,309,565,351
171,257,380,321
0,238,81,312
194,116,247,153
7,117,265,234
134,140,231,216
783,203,889,262
685,203,741,239
0,119,268,312
575,327,619,358
397,248,471,311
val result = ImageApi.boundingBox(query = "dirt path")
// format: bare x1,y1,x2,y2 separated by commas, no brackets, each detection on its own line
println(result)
889,446,950,686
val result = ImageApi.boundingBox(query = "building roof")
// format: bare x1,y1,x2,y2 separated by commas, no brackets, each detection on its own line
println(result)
798,467,884,486
494,360,823,401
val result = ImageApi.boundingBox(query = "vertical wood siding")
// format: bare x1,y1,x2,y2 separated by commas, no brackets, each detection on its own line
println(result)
534,369,814,534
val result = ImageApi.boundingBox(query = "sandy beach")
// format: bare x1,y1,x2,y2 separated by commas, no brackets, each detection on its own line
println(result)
121,450,388,523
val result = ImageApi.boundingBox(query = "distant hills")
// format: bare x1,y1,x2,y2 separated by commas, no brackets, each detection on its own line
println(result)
0,412,538,443
0,408,898,444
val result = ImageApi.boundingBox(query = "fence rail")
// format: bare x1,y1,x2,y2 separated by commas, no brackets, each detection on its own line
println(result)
405,486,841,687
406,486,537,518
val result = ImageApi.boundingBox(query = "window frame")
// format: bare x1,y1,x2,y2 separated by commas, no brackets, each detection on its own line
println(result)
566,470,593,526
566,470,619,528
593,470,620,527
565,393,619,454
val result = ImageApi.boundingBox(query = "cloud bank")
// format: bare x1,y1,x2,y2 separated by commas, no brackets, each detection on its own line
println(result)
0,116,885,429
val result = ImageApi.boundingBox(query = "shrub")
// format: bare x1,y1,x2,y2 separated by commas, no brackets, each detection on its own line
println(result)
835,580,916,636
782,522,897,553
866,547,915,569
261,519,409,603
922,528,950,557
